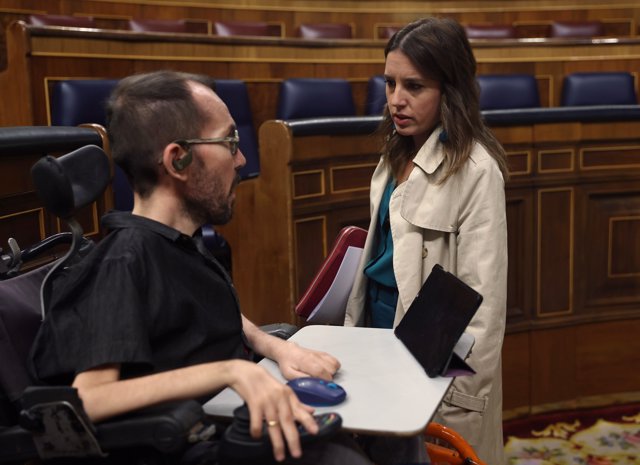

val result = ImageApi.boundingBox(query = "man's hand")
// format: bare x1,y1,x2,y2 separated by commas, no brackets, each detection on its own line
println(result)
274,341,341,381
227,360,319,462
240,315,340,381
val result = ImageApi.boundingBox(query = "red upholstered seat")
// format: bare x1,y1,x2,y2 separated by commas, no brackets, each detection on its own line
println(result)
128,18,189,33
465,23,517,39
377,25,401,39
550,20,604,38
213,20,280,37
296,23,353,39
28,14,96,28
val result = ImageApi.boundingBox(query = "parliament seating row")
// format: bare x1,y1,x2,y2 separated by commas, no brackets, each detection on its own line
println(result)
464,20,605,40
46,72,639,128
365,72,638,114
27,14,612,40
28,14,354,39
46,72,639,167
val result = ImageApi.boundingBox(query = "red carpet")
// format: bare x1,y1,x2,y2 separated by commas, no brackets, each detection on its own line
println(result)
503,403,640,464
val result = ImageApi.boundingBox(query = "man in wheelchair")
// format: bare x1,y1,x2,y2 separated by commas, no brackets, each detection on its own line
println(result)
27,71,390,465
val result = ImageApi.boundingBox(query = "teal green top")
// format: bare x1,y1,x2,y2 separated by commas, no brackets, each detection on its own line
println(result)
364,179,398,328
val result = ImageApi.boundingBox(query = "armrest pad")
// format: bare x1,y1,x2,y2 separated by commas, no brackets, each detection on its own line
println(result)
96,400,205,453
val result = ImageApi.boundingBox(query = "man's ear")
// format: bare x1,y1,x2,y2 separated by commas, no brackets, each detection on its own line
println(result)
161,143,190,179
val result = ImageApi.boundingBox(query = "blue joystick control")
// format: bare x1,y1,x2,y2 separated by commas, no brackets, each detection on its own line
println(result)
286,377,347,406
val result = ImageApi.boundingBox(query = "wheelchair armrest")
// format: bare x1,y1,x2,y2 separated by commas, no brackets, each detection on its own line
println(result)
0,386,206,462
96,399,206,453
260,323,298,340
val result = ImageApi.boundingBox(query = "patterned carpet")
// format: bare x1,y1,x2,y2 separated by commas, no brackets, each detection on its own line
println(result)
503,403,640,465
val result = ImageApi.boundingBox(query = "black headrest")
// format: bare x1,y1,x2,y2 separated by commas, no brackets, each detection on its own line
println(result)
0,126,103,156
31,145,110,219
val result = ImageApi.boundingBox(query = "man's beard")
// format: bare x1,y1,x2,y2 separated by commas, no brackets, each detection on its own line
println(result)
182,169,239,226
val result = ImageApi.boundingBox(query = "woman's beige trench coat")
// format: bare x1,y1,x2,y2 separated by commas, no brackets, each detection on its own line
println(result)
345,128,508,465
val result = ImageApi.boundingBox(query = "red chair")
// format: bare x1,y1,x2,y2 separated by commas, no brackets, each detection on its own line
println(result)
28,14,96,28
376,25,401,39
550,20,604,38
425,422,488,465
295,22,353,39
465,23,517,39
128,18,208,34
213,20,281,37
295,226,367,321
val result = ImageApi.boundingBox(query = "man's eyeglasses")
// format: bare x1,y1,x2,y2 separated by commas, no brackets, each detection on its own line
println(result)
174,129,240,156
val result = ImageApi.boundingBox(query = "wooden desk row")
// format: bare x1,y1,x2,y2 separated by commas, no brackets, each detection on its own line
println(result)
2,0,639,41
2,22,640,131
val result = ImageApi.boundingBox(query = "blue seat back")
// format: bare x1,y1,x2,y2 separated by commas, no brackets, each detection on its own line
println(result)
476,74,541,110
365,75,386,115
214,80,260,180
277,78,356,120
49,79,133,211
49,79,119,127
561,72,637,106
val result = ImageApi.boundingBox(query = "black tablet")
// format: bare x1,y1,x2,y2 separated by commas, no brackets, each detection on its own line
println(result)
394,264,483,378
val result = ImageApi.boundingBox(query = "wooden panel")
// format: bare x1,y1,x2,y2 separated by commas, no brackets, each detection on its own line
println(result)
583,186,640,308
538,149,574,174
530,326,577,409
292,170,324,199
502,331,531,413
576,319,640,397
294,216,326,300
581,145,640,170
0,207,46,250
537,188,574,317
330,163,376,194
505,191,533,323
506,150,531,176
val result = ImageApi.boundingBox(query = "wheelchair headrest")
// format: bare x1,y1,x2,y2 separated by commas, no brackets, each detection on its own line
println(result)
31,145,110,219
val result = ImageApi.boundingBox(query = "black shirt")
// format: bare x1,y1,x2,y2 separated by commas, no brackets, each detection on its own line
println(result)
30,211,249,386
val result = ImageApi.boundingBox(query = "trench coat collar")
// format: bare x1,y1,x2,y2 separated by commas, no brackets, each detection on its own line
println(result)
398,126,458,233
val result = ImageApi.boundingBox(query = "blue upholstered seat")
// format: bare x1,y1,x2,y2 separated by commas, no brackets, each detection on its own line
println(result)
48,79,132,210
214,79,260,180
277,78,356,120
561,72,637,106
365,75,387,115
49,79,119,128
476,74,541,110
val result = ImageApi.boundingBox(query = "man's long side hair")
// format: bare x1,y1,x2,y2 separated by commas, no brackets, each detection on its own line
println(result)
380,17,509,182
106,70,216,197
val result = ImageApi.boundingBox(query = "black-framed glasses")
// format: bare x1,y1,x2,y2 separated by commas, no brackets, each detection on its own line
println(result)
174,129,240,156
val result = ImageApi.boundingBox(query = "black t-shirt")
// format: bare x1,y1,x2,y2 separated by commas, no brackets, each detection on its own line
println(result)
29,211,249,386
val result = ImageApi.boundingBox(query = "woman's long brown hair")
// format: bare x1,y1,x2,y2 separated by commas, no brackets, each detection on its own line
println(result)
380,17,509,183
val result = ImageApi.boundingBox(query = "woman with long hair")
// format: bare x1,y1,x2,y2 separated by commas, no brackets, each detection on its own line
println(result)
345,17,509,465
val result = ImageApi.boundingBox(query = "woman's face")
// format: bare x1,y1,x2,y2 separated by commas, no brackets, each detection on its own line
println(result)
384,50,442,148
